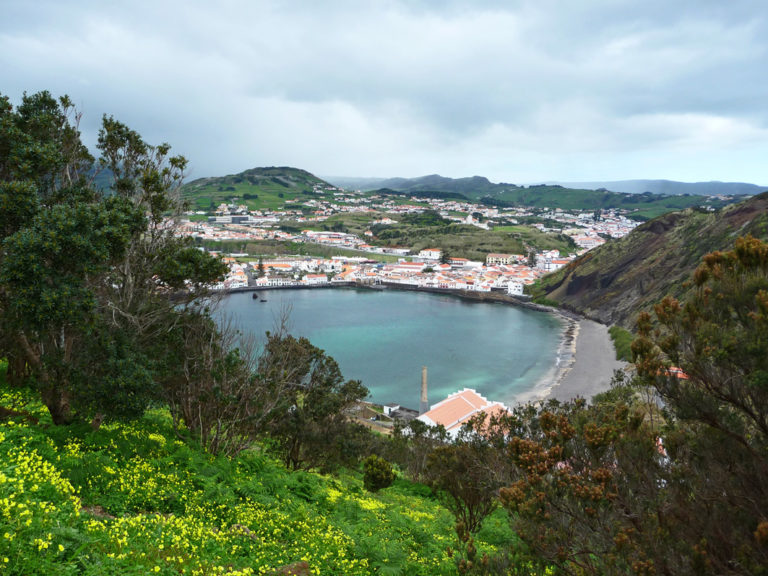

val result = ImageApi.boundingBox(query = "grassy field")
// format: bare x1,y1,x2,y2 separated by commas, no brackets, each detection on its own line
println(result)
199,239,402,262
608,325,635,361
370,223,577,261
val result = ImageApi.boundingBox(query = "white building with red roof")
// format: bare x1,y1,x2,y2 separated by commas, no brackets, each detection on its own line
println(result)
417,388,509,438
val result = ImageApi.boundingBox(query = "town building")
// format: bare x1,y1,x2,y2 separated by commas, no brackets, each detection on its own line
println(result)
417,388,509,438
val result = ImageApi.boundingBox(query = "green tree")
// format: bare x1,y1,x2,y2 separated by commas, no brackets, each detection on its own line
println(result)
0,91,226,425
425,441,502,534
160,312,266,456
498,391,669,576
258,330,369,470
633,234,768,574
387,418,449,482
500,237,768,575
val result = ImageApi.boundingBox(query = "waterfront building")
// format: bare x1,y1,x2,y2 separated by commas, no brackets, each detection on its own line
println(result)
417,388,509,438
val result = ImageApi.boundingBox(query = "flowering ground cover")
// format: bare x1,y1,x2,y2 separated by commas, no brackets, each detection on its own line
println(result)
0,374,524,575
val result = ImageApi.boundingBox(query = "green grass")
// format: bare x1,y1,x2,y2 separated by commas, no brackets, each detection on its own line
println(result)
369,223,576,261
182,167,335,212
608,325,635,361
198,239,401,262
184,182,332,212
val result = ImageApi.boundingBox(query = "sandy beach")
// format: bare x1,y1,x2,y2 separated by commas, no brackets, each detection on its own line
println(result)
546,319,628,402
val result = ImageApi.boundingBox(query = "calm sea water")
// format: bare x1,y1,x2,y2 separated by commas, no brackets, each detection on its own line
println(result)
219,288,565,408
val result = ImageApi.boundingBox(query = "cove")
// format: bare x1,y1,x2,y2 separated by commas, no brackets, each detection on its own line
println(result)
219,288,566,408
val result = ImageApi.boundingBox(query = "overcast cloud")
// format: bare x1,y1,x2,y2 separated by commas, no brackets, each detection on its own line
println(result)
2,0,767,183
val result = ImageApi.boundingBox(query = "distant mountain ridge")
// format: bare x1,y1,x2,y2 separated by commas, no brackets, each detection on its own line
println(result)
181,167,747,221
326,174,509,196
549,179,767,196
537,192,768,328
330,175,767,197
328,173,740,220
377,174,504,196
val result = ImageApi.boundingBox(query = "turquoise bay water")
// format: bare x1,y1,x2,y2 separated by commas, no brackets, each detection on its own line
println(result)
219,288,564,408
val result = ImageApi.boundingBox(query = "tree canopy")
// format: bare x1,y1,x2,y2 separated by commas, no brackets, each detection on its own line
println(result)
0,90,226,425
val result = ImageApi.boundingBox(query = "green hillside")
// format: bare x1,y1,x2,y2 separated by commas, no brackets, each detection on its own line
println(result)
0,375,529,576
183,169,736,222
558,179,768,196
182,166,335,211
532,192,768,327
365,176,737,220
486,185,730,220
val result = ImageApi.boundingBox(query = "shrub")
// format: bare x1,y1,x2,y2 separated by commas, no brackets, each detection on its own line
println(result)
608,325,633,361
363,455,395,492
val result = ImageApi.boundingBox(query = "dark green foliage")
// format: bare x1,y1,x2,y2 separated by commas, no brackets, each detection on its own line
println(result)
159,312,262,456
363,454,395,492
632,235,768,574
0,90,226,425
258,330,369,470
425,441,503,534
608,325,633,361
399,210,450,227
374,218,575,261
498,238,768,574
375,188,470,201
387,418,449,481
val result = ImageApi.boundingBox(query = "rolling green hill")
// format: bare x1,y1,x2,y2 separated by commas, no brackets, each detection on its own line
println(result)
532,192,768,328
351,175,737,220
484,185,732,220
183,168,738,222
555,179,768,196
376,174,503,197
182,166,336,211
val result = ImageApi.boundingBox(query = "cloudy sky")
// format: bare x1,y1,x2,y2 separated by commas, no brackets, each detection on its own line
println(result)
2,0,767,184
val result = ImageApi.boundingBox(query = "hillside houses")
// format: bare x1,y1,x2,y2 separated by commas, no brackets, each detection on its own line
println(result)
177,188,645,296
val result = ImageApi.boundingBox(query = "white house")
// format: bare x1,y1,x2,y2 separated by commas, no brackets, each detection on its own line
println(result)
303,274,328,285
507,281,524,296
418,388,509,438
418,248,442,260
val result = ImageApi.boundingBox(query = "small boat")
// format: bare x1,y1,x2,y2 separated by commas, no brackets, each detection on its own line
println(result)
260,298,267,302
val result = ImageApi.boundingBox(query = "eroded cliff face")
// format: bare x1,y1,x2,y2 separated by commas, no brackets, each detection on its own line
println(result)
541,193,768,329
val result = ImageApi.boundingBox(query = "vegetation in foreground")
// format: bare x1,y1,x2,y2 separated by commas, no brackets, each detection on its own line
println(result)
0,378,536,575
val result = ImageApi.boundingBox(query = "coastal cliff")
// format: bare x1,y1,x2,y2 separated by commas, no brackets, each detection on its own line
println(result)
536,193,768,328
